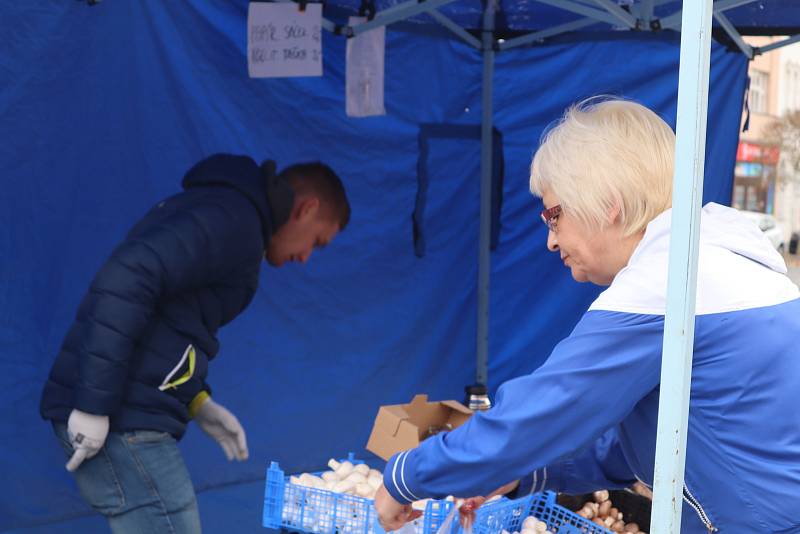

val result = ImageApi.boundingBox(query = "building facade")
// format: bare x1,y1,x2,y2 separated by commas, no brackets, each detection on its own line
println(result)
733,37,781,216
776,39,800,243
732,37,800,244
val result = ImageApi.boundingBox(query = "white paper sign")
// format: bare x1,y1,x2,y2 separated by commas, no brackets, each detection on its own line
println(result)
248,2,322,78
346,16,386,117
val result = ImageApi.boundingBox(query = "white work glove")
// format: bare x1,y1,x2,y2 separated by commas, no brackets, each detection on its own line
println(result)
194,398,249,461
66,409,110,472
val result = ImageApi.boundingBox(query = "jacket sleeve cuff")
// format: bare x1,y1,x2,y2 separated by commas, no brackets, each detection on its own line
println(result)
382,450,426,504
188,390,210,418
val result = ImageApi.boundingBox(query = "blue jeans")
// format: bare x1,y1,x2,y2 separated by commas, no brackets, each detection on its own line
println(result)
53,423,201,534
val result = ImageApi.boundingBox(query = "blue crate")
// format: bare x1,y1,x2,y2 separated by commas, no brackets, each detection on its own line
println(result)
263,456,454,534
528,492,612,534
469,492,611,534
263,457,610,534
468,493,533,534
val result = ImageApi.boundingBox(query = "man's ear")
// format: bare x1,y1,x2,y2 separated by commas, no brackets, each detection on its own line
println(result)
292,196,320,221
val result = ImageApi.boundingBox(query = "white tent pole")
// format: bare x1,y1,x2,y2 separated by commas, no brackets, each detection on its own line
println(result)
650,0,713,532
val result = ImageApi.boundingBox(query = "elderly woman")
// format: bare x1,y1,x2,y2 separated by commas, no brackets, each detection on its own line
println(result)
374,99,800,533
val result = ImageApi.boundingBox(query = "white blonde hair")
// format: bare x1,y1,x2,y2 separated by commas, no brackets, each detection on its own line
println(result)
530,98,675,236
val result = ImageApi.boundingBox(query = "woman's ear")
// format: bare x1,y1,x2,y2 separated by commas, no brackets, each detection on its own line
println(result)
608,203,622,225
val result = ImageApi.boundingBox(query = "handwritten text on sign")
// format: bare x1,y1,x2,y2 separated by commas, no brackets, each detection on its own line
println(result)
248,2,322,78
346,16,385,117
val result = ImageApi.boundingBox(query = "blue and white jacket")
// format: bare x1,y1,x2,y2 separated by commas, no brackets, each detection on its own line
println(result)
384,204,800,533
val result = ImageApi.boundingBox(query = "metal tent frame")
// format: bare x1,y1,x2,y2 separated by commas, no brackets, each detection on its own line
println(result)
278,1,800,530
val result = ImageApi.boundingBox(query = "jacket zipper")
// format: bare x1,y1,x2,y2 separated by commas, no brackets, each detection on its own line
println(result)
682,485,717,533
635,476,717,533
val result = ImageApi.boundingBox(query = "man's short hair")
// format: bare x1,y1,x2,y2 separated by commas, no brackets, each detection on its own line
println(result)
279,162,351,230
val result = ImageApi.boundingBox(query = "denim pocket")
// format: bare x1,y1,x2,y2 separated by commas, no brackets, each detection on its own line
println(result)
52,424,126,514
126,430,173,444
61,446,126,516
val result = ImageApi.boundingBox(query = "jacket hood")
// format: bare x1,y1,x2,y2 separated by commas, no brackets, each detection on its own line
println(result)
181,153,294,241
697,203,786,274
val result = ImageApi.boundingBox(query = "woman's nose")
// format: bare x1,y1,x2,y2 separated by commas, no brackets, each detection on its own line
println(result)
547,229,559,252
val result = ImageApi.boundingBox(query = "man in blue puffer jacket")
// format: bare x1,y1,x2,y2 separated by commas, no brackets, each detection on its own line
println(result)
40,153,350,533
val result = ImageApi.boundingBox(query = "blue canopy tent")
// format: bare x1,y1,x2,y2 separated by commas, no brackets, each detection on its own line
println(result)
2,1,799,532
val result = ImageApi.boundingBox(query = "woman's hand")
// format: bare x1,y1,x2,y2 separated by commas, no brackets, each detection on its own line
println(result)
375,484,422,532
458,480,521,528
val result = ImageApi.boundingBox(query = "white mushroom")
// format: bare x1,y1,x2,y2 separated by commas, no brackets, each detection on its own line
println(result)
354,463,370,476
333,478,357,494
355,483,373,497
336,461,355,478
346,472,367,484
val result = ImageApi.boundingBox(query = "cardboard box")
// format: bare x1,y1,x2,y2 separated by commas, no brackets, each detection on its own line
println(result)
366,394,473,460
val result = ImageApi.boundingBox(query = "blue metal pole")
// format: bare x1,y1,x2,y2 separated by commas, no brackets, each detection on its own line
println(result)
660,0,759,31
714,10,753,58
532,0,622,26
640,0,656,26
498,18,597,50
650,0,713,532
757,33,800,55
348,0,460,36
429,10,482,49
476,0,495,387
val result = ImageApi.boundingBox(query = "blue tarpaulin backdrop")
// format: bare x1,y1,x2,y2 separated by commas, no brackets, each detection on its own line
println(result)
0,1,746,531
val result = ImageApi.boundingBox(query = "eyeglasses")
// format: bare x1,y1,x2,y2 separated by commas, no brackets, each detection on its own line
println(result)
540,204,562,232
